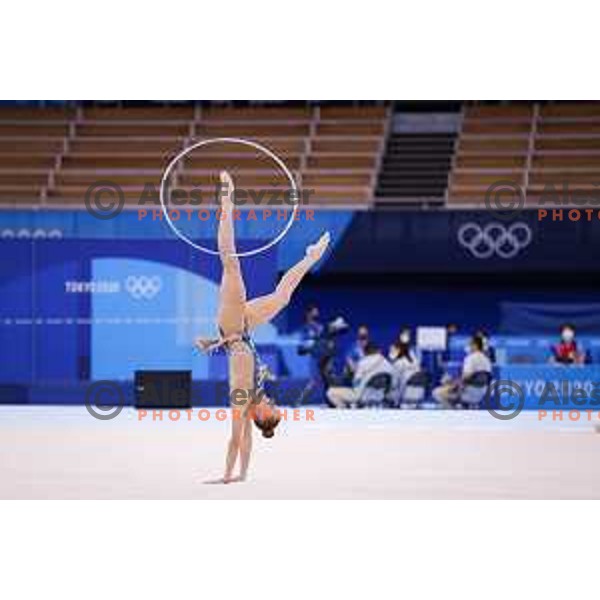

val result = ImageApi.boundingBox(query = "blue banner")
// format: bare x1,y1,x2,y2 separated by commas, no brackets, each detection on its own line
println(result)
0,239,278,384
499,365,600,410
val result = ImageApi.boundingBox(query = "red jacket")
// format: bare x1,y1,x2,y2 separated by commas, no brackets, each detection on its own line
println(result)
554,340,578,364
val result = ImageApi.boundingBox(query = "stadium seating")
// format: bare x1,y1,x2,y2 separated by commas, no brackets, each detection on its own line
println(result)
306,105,387,206
448,102,600,208
0,103,389,210
448,104,533,207
0,107,73,206
530,103,600,206
4,102,600,211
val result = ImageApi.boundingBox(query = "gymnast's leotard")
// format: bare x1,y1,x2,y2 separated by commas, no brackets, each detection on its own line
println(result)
216,327,269,392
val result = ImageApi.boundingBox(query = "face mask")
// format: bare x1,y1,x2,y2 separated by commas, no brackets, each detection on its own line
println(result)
399,333,410,344
562,329,575,342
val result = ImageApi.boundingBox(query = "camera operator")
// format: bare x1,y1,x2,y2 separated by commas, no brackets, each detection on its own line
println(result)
302,303,324,342
297,305,349,404
299,304,332,386
345,325,370,379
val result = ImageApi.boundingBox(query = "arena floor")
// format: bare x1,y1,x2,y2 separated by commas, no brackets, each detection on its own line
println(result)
1,406,599,499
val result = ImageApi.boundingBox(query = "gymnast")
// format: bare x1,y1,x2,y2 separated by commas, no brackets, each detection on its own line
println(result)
196,171,329,483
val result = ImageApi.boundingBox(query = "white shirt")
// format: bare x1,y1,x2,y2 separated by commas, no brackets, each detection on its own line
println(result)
391,356,421,392
353,353,395,396
462,350,492,379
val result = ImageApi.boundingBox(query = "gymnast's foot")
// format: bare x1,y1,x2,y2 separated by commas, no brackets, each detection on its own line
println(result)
306,231,330,263
219,170,235,210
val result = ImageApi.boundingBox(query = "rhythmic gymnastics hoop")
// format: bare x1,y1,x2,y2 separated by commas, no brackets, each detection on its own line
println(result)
158,137,300,257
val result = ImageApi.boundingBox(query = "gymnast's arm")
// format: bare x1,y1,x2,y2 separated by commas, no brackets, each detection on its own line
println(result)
223,415,244,483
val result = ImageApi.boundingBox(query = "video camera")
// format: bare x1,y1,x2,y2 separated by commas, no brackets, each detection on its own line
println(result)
298,316,350,358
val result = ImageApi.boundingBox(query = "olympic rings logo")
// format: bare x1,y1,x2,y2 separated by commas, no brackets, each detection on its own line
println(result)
1,228,63,239
457,222,532,259
124,275,162,300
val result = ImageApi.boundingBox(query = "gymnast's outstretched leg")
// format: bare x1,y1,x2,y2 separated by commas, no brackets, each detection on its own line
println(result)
244,231,330,329
216,171,246,337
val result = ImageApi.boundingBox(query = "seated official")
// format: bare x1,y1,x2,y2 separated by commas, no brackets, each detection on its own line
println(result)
388,326,418,364
434,322,459,376
388,342,421,404
550,324,585,365
327,343,395,408
432,336,492,408
475,328,496,364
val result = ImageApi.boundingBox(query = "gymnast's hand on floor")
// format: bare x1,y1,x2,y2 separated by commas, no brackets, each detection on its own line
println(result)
306,231,330,263
204,475,244,485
